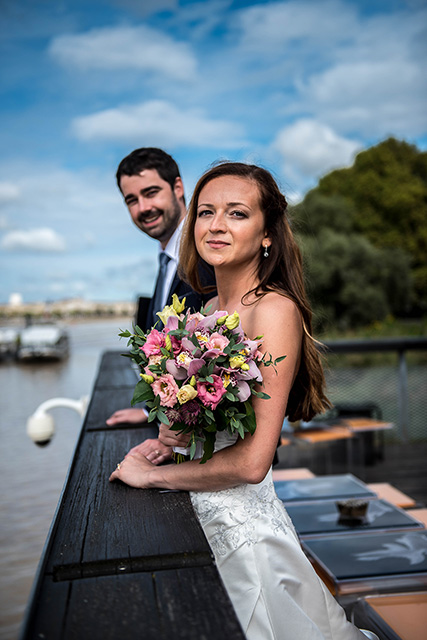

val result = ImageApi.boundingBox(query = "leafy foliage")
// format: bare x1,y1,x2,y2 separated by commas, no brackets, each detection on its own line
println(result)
292,138,426,328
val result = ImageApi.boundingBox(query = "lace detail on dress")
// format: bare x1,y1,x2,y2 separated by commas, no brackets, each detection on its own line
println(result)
190,474,291,557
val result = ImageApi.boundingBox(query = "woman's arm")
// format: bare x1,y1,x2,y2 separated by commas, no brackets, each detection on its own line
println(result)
110,295,302,491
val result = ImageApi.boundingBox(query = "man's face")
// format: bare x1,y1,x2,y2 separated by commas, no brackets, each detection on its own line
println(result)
120,169,185,248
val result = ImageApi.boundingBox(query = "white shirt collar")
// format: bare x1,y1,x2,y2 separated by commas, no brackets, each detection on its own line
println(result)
161,219,184,263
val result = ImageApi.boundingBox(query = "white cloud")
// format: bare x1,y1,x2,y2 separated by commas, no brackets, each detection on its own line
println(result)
0,182,20,204
49,25,197,81
72,100,246,148
237,0,358,52
274,119,361,178
302,59,427,137
234,0,427,139
1,228,66,252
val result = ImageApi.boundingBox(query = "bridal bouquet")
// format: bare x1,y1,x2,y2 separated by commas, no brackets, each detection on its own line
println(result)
119,295,285,463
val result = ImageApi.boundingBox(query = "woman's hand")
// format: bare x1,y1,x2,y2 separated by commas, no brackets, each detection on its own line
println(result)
126,438,172,465
109,450,155,488
158,423,191,448
106,408,148,426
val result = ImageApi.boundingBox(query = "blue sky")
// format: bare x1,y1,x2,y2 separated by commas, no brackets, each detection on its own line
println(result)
1,0,426,305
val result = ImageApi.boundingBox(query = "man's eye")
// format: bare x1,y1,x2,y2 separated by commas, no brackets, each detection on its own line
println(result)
126,198,137,206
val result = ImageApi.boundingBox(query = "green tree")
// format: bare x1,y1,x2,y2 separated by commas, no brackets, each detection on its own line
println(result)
312,138,427,310
297,228,412,331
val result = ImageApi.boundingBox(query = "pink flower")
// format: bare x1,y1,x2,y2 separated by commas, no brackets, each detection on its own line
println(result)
152,374,179,408
205,332,229,355
142,329,165,357
197,374,227,410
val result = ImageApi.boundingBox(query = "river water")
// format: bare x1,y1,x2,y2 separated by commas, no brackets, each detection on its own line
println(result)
0,318,133,640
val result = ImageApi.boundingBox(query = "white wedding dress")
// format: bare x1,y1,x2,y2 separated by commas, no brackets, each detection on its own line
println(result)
190,432,370,640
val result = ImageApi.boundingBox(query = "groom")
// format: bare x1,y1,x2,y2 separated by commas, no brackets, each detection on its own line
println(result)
117,147,214,330
106,148,215,462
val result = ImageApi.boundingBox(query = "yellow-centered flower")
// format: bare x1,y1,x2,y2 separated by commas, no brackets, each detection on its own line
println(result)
222,372,232,387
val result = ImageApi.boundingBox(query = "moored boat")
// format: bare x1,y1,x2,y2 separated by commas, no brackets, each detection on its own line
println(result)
0,327,19,360
17,324,70,361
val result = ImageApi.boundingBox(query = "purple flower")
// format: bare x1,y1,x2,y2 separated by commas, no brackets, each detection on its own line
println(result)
180,400,200,426
165,407,183,425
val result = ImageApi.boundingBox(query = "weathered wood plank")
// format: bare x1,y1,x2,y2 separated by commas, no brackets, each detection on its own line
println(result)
45,429,211,576
94,350,138,388
84,387,147,431
26,568,245,640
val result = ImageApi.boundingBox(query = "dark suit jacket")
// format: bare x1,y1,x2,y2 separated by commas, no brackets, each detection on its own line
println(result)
136,263,216,331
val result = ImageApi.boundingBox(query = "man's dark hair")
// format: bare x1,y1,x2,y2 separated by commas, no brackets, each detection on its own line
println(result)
116,147,181,192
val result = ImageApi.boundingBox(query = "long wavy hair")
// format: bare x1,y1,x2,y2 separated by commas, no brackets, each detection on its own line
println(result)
179,162,331,421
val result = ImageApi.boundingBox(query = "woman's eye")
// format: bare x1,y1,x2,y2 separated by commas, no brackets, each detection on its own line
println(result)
230,209,247,218
197,209,213,217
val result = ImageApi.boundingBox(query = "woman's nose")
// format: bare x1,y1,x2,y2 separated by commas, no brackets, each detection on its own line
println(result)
209,212,226,232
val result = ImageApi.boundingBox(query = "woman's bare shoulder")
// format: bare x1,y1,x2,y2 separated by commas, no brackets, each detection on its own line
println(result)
256,292,300,322
245,292,301,340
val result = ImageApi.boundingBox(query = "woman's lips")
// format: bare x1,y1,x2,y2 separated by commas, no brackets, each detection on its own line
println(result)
207,240,229,248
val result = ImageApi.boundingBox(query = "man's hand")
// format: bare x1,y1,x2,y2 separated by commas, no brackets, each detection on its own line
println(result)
126,438,173,465
106,408,148,426
158,423,191,448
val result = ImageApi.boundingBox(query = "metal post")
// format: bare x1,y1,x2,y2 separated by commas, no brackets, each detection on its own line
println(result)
398,349,409,442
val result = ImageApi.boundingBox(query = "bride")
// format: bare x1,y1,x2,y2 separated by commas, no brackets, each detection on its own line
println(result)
110,162,377,640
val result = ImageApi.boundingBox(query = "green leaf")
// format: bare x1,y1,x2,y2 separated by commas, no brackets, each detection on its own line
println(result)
131,380,154,405
190,334,200,349
243,401,257,434
200,431,216,464
157,410,170,426
190,437,197,459
274,355,287,363
205,408,215,421
252,390,271,400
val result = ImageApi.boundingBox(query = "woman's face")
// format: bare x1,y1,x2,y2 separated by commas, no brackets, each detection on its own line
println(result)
194,175,271,270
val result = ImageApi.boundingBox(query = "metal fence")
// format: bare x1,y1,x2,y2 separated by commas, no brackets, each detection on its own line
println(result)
320,337,427,443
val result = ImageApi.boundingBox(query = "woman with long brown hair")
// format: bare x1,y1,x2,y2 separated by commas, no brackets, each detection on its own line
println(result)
110,162,377,640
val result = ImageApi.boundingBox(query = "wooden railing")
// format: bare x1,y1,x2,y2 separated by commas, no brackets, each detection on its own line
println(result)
20,350,245,640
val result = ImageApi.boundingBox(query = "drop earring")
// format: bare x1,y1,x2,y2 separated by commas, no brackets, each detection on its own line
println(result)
263,243,270,258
